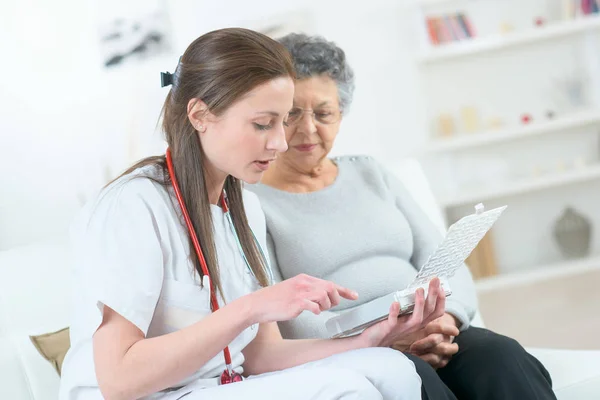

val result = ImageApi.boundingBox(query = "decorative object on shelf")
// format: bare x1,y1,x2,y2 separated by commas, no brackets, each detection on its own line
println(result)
499,22,515,34
436,113,456,138
530,164,544,177
521,114,533,124
466,230,498,279
546,110,556,119
554,70,590,109
573,156,587,169
460,106,480,133
553,207,592,259
534,17,545,26
486,116,504,130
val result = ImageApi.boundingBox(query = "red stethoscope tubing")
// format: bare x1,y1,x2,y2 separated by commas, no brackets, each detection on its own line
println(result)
165,148,238,382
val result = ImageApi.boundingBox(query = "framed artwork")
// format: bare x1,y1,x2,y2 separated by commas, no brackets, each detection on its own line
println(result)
96,0,172,68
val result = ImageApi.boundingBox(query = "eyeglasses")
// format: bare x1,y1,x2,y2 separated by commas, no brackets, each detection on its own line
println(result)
286,107,341,126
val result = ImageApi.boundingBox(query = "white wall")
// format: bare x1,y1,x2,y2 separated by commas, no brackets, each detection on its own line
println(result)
168,0,426,160
2,0,597,275
0,0,425,249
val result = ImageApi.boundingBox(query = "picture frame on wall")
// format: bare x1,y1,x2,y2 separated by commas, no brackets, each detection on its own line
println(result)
96,0,172,68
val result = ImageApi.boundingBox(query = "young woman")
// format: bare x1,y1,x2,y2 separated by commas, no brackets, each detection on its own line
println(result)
59,28,446,400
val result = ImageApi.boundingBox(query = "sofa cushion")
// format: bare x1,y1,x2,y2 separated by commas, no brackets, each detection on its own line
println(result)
390,158,447,233
30,327,70,375
528,347,600,398
0,238,72,334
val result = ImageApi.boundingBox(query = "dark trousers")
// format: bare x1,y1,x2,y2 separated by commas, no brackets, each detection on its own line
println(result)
404,327,557,400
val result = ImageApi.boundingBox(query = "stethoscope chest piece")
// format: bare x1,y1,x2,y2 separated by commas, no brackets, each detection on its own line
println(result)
220,369,243,385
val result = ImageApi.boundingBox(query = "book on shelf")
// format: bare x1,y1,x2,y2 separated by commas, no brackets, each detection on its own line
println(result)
449,15,467,40
425,18,439,45
457,12,475,37
437,16,453,42
563,0,600,19
425,12,475,46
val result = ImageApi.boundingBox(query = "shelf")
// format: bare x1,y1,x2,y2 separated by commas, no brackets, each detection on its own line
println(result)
410,0,466,5
475,254,600,292
438,164,600,208
418,16,600,64
424,109,600,153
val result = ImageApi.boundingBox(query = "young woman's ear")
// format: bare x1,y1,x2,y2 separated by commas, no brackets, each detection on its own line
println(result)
187,98,209,133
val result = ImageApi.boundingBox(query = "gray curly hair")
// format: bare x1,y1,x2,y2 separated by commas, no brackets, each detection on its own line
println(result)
278,33,355,113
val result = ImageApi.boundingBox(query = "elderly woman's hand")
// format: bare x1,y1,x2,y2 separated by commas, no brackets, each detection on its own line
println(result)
408,313,460,369
359,277,446,348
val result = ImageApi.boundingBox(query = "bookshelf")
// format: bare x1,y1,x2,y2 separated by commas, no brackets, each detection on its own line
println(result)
475,253,600,291
410,0,465,5
438,163,600,208
412,0,600,277
418,15,600,64
424,108,600,153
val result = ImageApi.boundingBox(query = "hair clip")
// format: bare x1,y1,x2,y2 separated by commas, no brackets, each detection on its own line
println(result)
160,71,173,87
160,56,183,88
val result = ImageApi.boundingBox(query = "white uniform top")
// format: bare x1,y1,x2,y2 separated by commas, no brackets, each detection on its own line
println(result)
59,165,267,400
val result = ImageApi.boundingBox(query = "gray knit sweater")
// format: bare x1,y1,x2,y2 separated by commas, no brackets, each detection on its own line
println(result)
248,155,478,340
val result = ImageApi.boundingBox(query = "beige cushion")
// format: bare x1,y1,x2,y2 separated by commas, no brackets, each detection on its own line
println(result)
29,327,70,376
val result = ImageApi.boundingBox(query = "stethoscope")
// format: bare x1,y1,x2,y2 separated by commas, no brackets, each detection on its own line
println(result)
165,148,272,385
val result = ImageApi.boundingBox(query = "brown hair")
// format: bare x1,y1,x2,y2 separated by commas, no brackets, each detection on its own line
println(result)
115,28,295,300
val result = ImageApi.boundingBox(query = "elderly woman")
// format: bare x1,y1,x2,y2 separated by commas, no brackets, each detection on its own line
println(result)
248,33,556,400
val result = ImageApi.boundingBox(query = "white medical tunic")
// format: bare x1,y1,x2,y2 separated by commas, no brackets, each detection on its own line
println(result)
59,165,266,400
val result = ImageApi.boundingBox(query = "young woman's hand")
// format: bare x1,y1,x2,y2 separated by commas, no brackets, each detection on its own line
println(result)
247,274,358,324
359,277,446,348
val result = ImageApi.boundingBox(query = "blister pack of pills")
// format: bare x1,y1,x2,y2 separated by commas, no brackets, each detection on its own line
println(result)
325,203,507,339
402,203,507,294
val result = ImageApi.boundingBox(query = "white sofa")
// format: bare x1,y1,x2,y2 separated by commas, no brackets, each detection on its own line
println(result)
0,238,72,400
1,159,600,399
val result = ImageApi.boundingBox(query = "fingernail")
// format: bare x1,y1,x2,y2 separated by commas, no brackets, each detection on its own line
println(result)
352,291,359,298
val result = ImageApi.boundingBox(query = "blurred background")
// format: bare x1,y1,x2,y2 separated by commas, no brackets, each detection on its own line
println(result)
1,0,599,350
